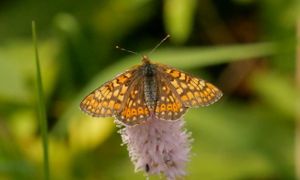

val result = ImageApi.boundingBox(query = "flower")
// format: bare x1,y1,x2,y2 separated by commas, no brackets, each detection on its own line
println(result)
117,117,192,180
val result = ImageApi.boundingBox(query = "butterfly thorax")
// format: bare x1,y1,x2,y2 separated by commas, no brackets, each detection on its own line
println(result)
142,57,158,112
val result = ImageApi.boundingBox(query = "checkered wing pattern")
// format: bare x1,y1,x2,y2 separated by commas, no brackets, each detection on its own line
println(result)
115,78,151,125
157,64,222,107
80,68,138,117
155,78,187,120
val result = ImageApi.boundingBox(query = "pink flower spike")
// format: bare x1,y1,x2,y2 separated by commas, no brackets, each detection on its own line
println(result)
117,117,192,180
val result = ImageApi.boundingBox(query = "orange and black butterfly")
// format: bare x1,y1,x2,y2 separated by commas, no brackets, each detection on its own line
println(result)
80,36,222,126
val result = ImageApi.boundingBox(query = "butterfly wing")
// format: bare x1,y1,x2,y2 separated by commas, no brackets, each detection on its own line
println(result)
156,64,222,107
80,68,139,117
155,77,187,120
115,77,151,125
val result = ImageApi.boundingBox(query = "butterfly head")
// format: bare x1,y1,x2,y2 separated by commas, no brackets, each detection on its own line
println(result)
142,55,151,64
141,55,156,77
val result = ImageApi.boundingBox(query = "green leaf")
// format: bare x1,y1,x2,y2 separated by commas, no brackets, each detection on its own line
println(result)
32,21,50,180
164,0,197,44
250,72,298,118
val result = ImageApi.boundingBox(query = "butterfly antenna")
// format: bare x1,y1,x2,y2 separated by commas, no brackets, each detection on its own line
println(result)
149,34,170,55
116,45,141,56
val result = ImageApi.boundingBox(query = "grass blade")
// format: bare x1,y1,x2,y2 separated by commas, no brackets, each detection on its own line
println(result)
32,21,50,180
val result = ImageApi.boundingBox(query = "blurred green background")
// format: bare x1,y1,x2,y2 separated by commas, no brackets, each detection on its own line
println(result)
0,0,299,179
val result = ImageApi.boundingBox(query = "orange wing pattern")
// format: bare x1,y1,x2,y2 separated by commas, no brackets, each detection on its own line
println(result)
80,68,138,117
155,79,187,120
157,64,222,107
115,78,151,125
81,60,222,125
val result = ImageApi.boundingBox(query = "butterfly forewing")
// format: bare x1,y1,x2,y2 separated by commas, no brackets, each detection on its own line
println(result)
155,78,187,120
80,68,139,117
157,64,222,107
115,78,151,125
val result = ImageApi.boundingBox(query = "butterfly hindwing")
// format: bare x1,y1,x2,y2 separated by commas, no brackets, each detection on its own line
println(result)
80,68,138,117
157,64,222,107
155,78,187,120
115,78,151,125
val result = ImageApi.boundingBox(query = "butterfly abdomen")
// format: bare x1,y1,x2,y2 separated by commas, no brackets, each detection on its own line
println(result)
143,63,158,111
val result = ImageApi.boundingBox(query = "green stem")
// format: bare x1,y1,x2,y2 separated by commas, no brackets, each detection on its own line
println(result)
32,21,50,180
295,19,300,179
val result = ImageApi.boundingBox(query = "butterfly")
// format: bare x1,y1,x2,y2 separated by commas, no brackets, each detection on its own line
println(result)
80,55,222,126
